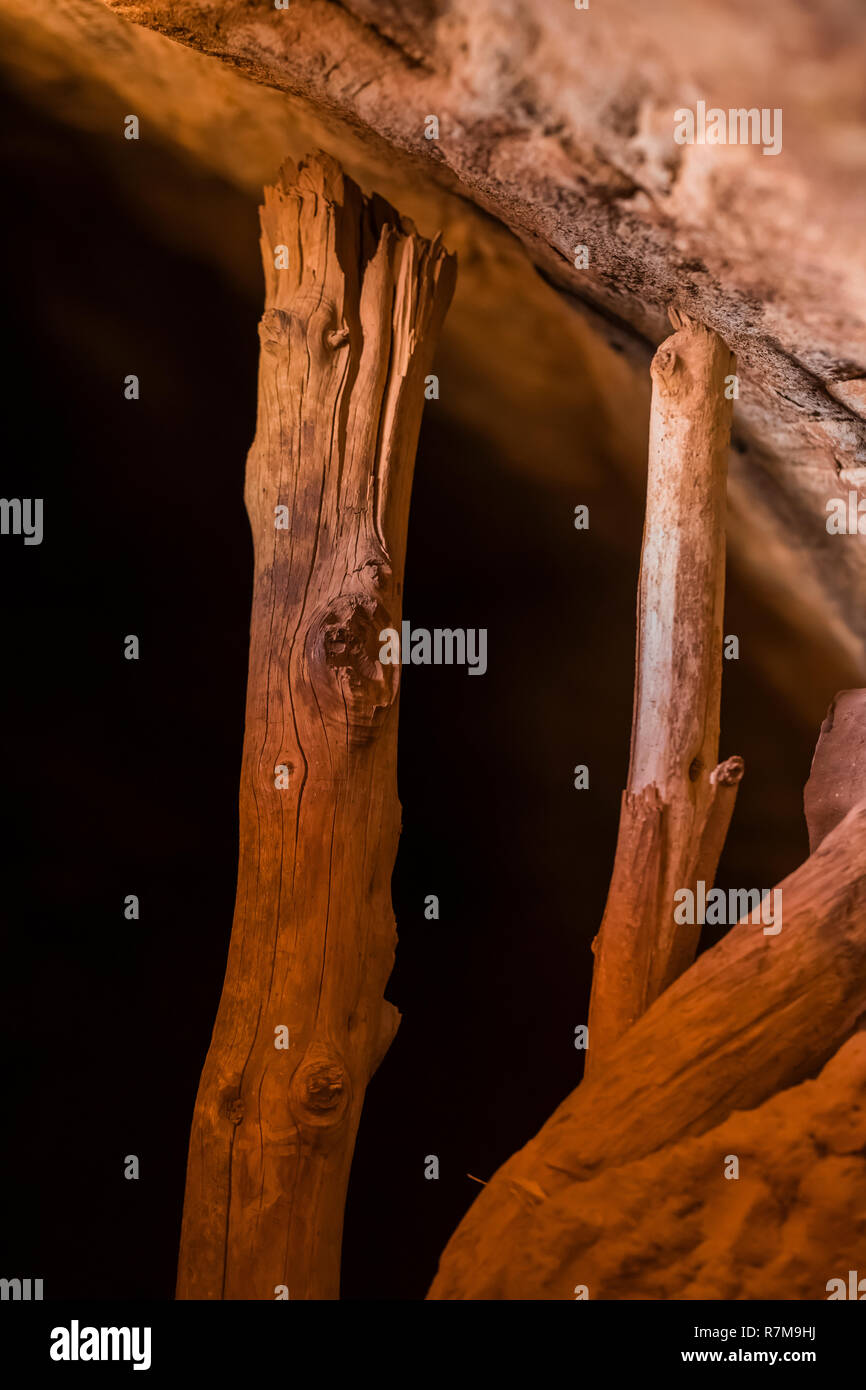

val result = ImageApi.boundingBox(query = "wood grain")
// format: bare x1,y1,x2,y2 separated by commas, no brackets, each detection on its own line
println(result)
429,795,866,1298
587,310,738,1070
176,153,455,1300
804,689,866,851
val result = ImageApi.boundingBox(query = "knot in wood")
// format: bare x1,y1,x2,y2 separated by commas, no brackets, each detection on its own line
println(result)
308,593,398,745
220,1090,245,1125
302,1063,345,1111
712,754,745,787
651,341,679,385
355,556,393,597
258,307,291,355
259,294,348,366
290,1044,351,1128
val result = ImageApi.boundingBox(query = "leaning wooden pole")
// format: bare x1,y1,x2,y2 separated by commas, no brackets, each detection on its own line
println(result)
586,309,738,1072
429,791,866,1299
176,153,455,1300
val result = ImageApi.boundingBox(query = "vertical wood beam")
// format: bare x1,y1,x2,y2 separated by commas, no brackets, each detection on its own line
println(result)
176,153,455,1300
586,309,738,1072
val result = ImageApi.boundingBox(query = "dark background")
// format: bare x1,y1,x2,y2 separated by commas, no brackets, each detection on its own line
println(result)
0,74,822,1299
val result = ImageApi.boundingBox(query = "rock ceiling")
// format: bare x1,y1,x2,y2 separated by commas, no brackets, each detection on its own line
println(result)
3,0,864,707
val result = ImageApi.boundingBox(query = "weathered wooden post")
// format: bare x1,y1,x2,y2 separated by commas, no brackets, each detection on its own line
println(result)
176,153,455,1300
427,789,866,1299
424,309,866,1300
586,309,740,1070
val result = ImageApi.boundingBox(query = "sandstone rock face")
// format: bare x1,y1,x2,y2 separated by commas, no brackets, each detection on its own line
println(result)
103,0,866,659
4,0,864,1305
429,1032,866,1300
2,0,864,711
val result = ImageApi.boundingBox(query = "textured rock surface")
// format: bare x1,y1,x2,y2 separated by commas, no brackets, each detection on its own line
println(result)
431,1032,866,1300
100,0,866,658
1,0,864,710
5,0,865,1304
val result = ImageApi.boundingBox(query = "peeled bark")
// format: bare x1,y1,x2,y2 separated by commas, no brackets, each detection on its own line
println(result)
587,310,738,1070
176,153,455,1300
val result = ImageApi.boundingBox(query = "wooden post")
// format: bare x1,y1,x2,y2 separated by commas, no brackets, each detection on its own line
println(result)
176,153,455,1300
586,309,739,1071
429,787,866,1299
